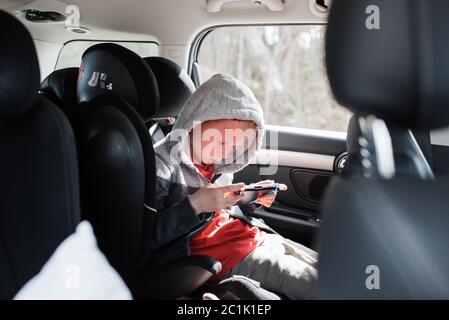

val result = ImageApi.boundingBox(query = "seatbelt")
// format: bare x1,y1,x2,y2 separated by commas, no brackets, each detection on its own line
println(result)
148,117,176,144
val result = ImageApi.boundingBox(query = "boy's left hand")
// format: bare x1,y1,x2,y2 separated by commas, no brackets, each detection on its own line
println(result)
254,180,287,208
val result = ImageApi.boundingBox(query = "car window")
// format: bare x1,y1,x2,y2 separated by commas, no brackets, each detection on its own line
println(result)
197,25,351,133
56,41,159,70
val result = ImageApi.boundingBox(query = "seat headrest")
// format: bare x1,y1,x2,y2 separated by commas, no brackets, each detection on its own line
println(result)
0,10,40,120
326,0,449,130
40,67,79,118
77,43,159,120
144,57,195,118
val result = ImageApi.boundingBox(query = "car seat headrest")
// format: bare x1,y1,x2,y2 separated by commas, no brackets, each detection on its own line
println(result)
40,67,79,118
77,43,159,120
326,0,449,130
144,57,195,118
0,10,40,120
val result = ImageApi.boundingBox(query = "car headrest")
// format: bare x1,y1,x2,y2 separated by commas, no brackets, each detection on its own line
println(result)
77,43,159,120
40,67,79,118
144,57,195,118
326,0,449,130
0,10,40,120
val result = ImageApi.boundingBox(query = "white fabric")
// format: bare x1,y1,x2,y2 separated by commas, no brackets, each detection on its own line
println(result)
14,221,132,300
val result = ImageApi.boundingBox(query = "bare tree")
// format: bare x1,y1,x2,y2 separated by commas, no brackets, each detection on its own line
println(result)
198,26,352,132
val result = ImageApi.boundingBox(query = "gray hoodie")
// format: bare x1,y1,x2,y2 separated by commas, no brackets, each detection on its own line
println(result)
151,74,274,263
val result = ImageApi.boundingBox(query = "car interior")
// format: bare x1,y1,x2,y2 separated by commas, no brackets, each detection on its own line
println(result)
1,0,449,300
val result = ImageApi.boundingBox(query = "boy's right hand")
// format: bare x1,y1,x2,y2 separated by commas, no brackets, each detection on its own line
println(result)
188,183,245,214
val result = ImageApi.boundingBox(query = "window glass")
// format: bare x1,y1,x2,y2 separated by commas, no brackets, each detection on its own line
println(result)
56,41,159,70
198,26,351,132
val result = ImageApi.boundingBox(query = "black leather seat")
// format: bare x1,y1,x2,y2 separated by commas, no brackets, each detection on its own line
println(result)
76,43,160,284
143,57,195,143
0,10,80,299
40,67,79,121
75,43,224,299
318,0,449,299
144,57,195,120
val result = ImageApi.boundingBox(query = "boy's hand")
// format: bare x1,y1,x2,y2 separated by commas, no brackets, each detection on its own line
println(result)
189,183,245,214
254,180,288,208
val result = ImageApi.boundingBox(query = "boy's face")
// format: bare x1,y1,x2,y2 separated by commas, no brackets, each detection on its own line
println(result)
190,119,257,165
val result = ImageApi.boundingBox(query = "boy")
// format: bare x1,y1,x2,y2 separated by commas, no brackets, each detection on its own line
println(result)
153,73,317,299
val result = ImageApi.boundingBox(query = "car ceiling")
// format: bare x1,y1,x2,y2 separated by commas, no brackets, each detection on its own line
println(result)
0,0,326,46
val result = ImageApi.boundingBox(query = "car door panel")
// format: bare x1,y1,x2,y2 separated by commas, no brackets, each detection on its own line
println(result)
251,206,321,249
291,168,334,206
234,126,346,246
264,126,347,155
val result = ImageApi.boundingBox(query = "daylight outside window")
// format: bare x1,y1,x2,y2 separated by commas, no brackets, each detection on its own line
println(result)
198,25,352,132
56,40,159,70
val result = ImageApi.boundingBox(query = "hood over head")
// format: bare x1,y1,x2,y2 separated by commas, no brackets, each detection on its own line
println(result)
169,73,265,174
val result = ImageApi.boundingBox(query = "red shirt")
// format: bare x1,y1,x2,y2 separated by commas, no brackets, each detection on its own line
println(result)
190,164,265,281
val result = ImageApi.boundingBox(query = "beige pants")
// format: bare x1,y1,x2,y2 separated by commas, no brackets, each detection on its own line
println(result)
225,233,318,300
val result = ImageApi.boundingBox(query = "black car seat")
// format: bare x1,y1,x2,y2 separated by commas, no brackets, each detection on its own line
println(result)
76,43,160,284
38,58,194,145
75,44,281,300
141,57,285,300
144,57,195,143
318,0,449,299
0,11,80,299
40,67,79,121
75,43,225,299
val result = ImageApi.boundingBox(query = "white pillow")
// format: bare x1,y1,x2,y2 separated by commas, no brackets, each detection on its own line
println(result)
14,221,132,300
